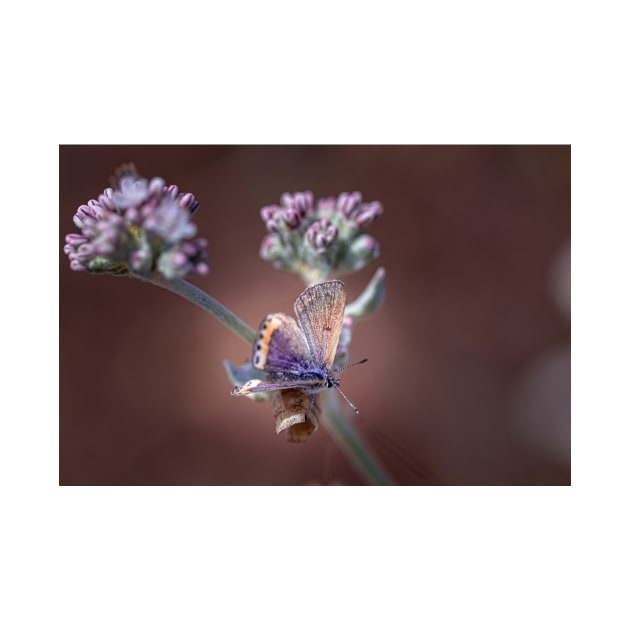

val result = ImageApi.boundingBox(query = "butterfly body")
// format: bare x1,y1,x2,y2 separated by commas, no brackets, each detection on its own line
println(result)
232,280,347,397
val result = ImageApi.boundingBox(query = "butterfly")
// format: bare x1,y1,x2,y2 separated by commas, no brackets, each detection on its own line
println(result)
231,279,364,411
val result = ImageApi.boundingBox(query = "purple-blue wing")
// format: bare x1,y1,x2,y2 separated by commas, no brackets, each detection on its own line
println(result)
251,312,311,375
231,377,322,396
294,280,347,370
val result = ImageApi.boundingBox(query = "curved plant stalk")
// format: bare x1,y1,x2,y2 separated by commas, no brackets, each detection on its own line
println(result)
322,391,396,485
138,274,257,346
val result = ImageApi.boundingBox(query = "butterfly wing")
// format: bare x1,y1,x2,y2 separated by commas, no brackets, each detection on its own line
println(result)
293,280,347,370
231,378,320,396
251,312,311,376
232,378,323,396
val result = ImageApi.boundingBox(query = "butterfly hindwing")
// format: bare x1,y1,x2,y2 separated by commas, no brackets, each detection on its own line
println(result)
293,280,346,370
252,312,311,375
232,377,324,396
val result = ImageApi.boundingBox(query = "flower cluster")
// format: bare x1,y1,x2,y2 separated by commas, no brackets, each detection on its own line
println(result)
259,190,383,284
64,175,208,279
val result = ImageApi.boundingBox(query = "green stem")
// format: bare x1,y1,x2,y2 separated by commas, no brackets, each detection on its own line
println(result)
322,391,396,485
137,274,257,345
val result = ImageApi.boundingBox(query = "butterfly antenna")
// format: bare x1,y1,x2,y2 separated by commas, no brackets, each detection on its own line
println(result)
330,358,367,413
333,383,361,414
335,357,368,374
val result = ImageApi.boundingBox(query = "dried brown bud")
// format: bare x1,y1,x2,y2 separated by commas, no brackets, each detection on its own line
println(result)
273,389,321,443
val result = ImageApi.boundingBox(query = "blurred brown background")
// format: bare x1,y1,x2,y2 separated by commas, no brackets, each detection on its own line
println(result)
59,145,570,485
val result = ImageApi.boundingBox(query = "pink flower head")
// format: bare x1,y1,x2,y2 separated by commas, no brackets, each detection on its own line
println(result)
64,173,207,279
258,190,383,283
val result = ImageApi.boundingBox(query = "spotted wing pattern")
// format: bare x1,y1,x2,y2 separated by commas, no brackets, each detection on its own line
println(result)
293,280,346,370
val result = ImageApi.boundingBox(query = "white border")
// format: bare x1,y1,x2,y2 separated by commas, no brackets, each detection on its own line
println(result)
6,1,629,628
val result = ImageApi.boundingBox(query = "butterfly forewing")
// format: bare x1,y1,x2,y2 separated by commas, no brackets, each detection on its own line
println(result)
293,280,347,370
